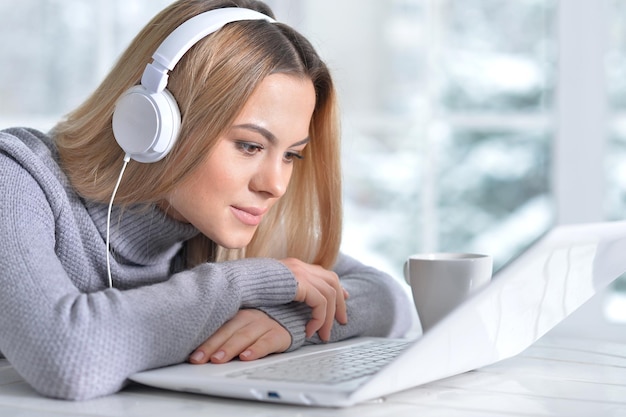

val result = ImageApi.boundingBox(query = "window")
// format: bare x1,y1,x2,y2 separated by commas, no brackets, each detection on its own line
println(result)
1,1,624,328
0,0,172,129
608,0,626,220
605,0,626,324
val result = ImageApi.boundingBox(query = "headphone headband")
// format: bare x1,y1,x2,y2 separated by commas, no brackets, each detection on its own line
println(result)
142,8,275,93
112,7,275,163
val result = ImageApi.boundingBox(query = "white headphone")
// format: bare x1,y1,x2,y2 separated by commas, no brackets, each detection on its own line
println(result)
111,8,275,163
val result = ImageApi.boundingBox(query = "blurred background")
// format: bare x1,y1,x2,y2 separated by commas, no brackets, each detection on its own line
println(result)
1,0,625,339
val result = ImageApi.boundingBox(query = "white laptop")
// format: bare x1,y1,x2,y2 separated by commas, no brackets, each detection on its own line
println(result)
130,220,626,407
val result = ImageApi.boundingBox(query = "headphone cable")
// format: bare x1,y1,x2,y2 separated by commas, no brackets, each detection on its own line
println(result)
106,154,131,288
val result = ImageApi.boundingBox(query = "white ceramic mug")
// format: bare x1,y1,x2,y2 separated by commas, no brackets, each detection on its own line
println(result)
404,253,493,333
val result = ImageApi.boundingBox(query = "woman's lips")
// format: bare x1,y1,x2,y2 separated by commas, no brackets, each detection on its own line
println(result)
230,206,267,226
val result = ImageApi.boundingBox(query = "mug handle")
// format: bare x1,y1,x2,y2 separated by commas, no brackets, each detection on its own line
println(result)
403,260,410,284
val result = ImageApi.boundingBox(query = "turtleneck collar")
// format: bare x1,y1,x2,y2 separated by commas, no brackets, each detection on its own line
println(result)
85,200,200,266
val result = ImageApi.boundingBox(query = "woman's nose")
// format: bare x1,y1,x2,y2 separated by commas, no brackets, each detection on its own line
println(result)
251,160,290,198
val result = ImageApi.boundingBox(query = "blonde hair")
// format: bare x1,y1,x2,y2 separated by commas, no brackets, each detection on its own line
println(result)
54,0,342,269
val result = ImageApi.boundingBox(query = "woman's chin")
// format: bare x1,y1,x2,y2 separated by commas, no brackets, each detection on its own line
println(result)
213,235,254,250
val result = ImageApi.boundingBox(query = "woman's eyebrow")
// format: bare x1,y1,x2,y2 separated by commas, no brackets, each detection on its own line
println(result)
232,123,310,147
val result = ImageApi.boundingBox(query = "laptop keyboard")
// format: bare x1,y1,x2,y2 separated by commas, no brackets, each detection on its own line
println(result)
227,339,412,385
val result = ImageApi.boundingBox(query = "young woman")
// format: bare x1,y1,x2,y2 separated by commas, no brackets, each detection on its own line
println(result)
0,0,416,400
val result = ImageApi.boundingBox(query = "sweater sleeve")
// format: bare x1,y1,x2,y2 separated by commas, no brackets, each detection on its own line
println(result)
258,253,418,350
0,155,297,400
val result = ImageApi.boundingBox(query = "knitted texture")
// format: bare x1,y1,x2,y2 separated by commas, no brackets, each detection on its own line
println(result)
0,128,416,400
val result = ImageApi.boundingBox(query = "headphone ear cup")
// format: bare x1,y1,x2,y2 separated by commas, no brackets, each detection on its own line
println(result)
112,85,181,163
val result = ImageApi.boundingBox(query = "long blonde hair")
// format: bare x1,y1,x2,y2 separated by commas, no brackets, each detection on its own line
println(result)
54,0,342,269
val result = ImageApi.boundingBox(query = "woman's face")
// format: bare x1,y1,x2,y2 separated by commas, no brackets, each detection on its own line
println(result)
162,73,316,248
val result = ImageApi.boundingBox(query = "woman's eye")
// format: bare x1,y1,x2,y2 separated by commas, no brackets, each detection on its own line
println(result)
284,151,304,163
236,141,263,155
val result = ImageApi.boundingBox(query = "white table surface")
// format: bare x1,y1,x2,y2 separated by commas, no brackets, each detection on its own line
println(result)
1,335,626,417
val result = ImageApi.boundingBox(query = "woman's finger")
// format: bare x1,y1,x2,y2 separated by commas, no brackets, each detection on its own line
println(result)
238,327,290,361
189,310,291,364
189,322,237,364
189,310,257,364
282,258,350,341
295,280,326,338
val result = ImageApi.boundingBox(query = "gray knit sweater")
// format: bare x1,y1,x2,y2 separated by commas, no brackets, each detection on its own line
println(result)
0,127,416,400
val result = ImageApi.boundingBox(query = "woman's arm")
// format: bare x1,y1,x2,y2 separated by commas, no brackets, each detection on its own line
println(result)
257,253,418,349
186,254,418,364
270,254,417,350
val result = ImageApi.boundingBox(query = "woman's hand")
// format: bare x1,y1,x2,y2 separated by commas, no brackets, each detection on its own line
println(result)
280,258,349,342
189,309,291,364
